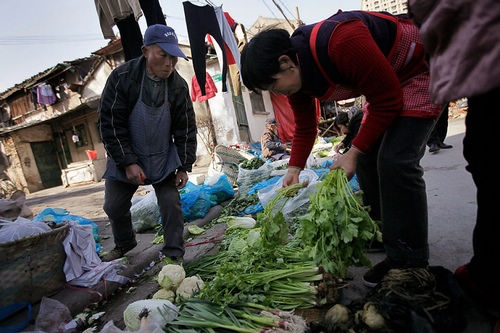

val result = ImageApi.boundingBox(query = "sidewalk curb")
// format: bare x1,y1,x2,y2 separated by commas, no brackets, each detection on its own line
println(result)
18,204,224,326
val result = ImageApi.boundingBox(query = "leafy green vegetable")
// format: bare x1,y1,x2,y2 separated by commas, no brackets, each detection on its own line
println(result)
240,157,265,170
298,169,381,278
187,225,205,235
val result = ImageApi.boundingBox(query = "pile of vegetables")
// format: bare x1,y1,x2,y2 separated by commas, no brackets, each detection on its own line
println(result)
297,169,381,278
165,299,307,333
191,184,338,310
240,157,265,170
153,264,204,303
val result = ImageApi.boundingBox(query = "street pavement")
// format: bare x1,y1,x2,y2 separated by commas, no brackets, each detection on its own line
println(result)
15,116,495,331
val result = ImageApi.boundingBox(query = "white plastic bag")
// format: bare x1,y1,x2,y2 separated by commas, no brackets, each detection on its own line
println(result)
257,169,319,220
131,191,160,232
100,320,164,333
123,299,178,331
35,297,73,333
0,217,51,243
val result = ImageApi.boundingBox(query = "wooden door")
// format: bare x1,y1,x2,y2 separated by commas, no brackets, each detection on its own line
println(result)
30,141,62,188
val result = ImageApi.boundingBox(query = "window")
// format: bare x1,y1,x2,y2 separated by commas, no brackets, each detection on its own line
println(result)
249,91,268,115
71,124,88,147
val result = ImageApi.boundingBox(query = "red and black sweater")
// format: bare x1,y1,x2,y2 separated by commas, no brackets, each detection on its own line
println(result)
288,10,433,169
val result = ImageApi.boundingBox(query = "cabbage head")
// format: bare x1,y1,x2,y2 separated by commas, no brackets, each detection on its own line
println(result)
158,264,185,290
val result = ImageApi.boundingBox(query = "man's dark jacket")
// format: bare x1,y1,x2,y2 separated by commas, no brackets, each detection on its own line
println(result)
98,56,197,172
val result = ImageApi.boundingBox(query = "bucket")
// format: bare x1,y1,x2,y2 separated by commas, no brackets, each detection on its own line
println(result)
85,150,98,160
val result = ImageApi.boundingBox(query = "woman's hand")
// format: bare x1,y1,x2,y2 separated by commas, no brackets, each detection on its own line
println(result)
282,167,301,187
334,142,345,153
330,147,361,179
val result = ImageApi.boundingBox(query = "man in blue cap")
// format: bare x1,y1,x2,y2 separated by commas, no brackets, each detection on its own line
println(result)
98,25,197,263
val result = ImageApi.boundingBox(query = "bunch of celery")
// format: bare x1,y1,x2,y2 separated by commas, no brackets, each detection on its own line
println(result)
298,169,381,278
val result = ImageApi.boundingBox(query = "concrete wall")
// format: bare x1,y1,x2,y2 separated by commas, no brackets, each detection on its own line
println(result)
80,61,114,103
241,89,274,142
3,124,53,192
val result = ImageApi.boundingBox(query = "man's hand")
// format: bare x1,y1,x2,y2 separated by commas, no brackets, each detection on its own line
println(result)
330,147,361,179
175,170,188,189
282,167,301,187
125,164,146,185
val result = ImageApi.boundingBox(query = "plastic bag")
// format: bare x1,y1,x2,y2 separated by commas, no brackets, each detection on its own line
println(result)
180,182,209,221
237,162,273,197
100,320,164,333
257,169,319,221
202,174,234,206
123,299,178,331
0,217,51,243
131,191,160,232
35,297,73,333
33,208,101,252
247,176,281,196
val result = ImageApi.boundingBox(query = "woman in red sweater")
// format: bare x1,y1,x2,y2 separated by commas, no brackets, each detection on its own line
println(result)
241,10,440,286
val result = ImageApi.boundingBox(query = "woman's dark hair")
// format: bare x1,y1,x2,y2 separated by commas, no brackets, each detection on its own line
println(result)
334,112,350,128
241,29,297,92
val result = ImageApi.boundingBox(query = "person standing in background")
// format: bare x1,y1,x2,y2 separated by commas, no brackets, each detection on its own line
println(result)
427,103,453,153
98,25,197,264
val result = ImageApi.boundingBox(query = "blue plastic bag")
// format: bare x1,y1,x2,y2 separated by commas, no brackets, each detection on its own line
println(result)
247,176,281,196
33,208,101,253
202,174,235,206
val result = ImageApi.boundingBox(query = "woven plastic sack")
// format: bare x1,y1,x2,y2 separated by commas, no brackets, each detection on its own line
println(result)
237,162,273,198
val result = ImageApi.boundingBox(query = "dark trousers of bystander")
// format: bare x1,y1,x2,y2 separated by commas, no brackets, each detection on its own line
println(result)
428,103,449,146
463,87,500,300
356,117,435,268
103,172,185,258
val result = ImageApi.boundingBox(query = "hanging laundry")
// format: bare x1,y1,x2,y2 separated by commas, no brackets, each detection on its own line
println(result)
214,8,241,70
191,73,218,102
94,0,144,61
36,83,56,106
183,1,228,95
94,0,142,39
138,0,166,26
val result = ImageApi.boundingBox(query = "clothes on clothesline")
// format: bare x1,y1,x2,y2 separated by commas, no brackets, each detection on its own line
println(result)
214,8,241,70
94,0,143,39
94,0,167,61
36,83,56,106
191,73,217,102
183,1,228,96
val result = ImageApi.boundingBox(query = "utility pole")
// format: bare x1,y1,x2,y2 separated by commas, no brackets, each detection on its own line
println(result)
271,0,295,30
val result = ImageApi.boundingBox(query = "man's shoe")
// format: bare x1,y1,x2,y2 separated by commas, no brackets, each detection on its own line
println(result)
438,142,453,149
363,260,392,288
428,143,440,153
101,242,137,262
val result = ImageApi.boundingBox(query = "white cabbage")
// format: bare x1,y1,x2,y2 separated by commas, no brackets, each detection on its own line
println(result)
157,264,185,290
175,276,204,301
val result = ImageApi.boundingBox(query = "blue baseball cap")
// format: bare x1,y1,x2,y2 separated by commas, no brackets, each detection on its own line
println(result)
143,24,187,60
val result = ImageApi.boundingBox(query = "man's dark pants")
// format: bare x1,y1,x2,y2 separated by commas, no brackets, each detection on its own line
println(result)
103,173,184,258
465,87,500,298
356,117,435,267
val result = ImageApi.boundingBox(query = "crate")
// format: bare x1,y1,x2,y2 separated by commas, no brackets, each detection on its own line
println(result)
0,223,69,307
